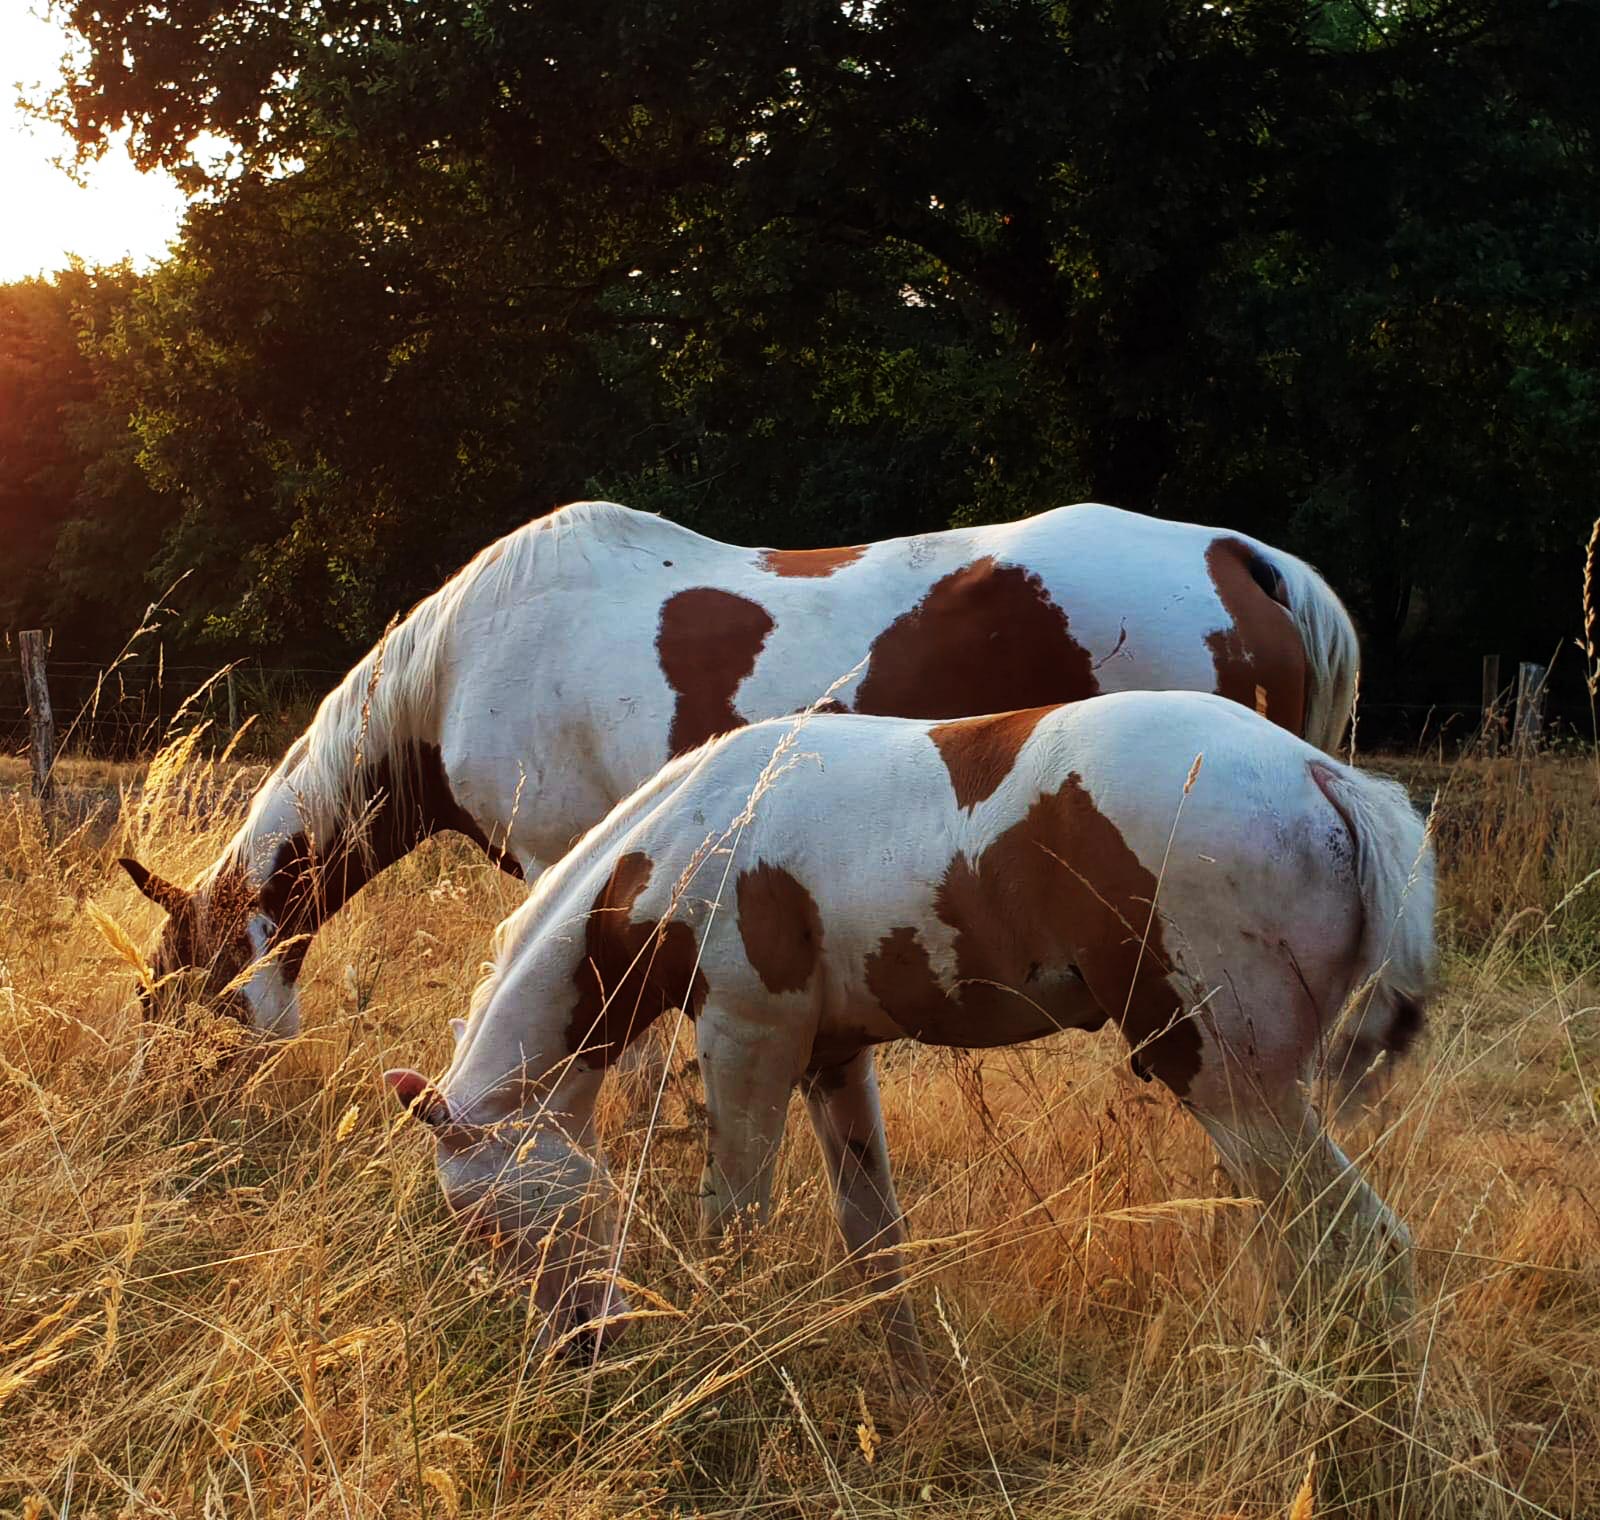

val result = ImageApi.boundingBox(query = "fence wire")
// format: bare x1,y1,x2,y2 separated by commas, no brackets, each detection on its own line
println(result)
0,653,347,760
0,643,1581,763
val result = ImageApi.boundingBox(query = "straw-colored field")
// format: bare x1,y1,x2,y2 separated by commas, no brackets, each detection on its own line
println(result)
2,745,1598,1517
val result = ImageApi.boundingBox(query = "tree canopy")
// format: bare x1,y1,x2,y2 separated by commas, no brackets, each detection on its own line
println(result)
5,0,1598,728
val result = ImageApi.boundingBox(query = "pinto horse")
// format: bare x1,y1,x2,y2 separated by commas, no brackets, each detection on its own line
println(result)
384,691,1434,1379
119,500,1358,1035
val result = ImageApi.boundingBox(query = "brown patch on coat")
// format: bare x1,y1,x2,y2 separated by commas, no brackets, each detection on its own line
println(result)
256,741,522,988
736,863,824,994
929,706,1056,810
567,851,708,1065
854,558,1098,718
864,773,1202,1096
657,588,776,754
138,741,522,1016
804,1025,889,1076
758,544,867,578
1204,538,1307,735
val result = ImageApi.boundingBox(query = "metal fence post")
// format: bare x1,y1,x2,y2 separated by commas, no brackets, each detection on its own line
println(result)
1513,660,1548,754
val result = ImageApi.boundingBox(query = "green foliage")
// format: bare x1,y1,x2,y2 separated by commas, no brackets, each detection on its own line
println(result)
0,266,170,659
5,0,1597,707
0,277,91,611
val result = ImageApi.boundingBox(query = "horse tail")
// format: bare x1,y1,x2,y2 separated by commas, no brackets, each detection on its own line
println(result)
1272,552,1361,756
1309,759,1437,1102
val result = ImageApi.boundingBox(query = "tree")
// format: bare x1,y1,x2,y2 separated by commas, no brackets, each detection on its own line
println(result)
0,277,93,626
31,0,1600,707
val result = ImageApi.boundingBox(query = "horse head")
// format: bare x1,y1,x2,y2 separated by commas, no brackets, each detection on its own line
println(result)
384,1067,630,1353
119,854,303,1035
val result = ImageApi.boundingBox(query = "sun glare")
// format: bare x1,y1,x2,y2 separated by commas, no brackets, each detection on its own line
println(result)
2,4,187,281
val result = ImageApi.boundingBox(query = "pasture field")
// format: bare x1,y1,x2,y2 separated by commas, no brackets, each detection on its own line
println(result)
2,742,1599,1518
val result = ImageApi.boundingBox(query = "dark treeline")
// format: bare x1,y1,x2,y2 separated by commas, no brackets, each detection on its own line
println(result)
4,0,1600,741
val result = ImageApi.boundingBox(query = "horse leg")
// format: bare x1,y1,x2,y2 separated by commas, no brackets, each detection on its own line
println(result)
1189,1083,1413,1315
1075,922,1412,1319
801,1050,929,1390
694,1005,808,1242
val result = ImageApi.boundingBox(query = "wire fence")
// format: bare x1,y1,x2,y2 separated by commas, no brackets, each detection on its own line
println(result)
0,638,1586,766
0,651,349,761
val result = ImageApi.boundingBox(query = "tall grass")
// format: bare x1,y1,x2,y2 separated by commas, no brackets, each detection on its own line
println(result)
1,742,1597,1518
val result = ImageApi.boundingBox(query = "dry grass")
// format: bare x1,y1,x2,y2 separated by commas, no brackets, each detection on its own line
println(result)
2,744,1599,1518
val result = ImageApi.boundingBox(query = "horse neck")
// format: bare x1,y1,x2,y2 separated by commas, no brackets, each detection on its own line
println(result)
445,943,591,1127
239,738,466,948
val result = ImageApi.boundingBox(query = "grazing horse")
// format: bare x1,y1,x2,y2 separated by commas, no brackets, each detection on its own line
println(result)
119,500,1359,1035
384,692,1434,1380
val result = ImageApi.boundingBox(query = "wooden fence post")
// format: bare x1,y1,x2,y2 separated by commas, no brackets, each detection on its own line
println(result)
20,629,55,799
1513,660,1548,754
1481,654,1501,756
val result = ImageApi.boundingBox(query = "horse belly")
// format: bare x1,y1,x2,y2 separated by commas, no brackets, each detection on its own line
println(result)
928,967,1108,1049
863,936,1107,1050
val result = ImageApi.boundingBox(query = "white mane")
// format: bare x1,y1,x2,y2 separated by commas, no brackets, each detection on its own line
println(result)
236,501,673,854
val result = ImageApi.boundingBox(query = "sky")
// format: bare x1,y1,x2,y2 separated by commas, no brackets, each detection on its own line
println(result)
1,1,188,281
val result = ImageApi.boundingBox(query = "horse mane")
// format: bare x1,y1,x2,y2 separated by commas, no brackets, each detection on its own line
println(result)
238,500,666,855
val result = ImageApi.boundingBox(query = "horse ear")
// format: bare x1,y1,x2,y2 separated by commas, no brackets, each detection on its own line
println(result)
384,1067,451,1126
119,857,191,916
449,1017,468,1045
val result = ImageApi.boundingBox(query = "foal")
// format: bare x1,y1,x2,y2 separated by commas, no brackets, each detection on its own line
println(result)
386,691,1434,1381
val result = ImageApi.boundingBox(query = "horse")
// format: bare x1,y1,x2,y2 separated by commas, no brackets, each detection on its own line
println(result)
383,690,1435,1383
118,499,1359,1035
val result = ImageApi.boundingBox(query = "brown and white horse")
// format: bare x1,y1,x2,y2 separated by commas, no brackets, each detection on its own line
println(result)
384,691,1434,1379
120,500,1359,1035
